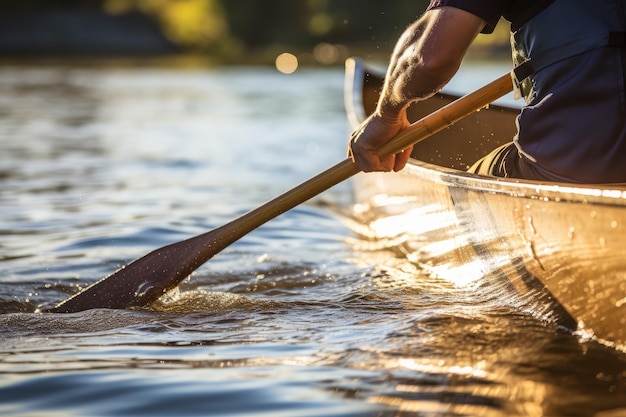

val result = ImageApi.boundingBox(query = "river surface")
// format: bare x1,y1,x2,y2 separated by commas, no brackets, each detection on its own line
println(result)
1,62,625,417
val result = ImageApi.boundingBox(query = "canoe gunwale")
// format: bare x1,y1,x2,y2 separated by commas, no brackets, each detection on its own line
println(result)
344,57,626,207
404,160,626,208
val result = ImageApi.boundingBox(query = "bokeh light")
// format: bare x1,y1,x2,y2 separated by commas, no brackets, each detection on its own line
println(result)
313,42,339,64
275,52,299,74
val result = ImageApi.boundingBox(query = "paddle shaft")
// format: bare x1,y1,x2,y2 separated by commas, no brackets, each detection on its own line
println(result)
47,72,513,313
187,71,515,255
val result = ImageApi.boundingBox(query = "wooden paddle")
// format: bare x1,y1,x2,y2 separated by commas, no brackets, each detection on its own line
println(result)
44,71,513,313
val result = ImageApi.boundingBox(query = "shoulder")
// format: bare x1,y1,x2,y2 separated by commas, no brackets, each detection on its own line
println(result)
427,0,509,33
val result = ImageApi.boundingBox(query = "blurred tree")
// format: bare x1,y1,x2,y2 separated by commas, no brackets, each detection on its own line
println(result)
308,1,429,42
2,0,102,10
219,0,429,50
0,0,507,60
220,0,310,48
103,0,234,53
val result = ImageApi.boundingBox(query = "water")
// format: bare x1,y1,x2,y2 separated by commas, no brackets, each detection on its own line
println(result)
1,62,626,417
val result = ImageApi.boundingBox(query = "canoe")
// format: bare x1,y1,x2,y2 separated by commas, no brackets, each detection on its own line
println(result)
344,57,626,349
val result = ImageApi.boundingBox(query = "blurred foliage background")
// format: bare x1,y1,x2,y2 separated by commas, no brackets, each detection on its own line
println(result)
1,0,510,64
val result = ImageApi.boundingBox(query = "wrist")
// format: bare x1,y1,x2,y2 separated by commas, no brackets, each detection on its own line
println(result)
375,100,407,124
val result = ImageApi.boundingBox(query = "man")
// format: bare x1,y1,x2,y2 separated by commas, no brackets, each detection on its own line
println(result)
349,0,626,184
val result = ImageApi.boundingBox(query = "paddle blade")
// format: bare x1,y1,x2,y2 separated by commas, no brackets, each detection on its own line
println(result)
44,160,359,314
43,232,217,313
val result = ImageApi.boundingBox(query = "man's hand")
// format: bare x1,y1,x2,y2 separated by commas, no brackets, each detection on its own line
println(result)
346,6,486,174
348,112,412,172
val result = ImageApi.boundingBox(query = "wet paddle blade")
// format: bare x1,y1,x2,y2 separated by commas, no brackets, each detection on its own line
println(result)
45,160,359,313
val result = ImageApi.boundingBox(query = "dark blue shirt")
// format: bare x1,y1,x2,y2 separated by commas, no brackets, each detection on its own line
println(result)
427,0,553,32
426,0,626,183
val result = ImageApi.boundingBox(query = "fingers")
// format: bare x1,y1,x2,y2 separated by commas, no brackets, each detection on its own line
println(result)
348,114,412,172
349,142,400,172
393,146,413,171
349,137,410,172
347,137,356,162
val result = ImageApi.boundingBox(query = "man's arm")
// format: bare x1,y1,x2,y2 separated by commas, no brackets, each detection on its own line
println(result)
349,7,487,172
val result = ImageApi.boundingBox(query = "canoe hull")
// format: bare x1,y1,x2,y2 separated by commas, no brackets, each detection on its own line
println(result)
345,58,626,348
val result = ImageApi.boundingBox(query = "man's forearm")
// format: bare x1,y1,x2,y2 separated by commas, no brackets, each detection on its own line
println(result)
376,7,486,120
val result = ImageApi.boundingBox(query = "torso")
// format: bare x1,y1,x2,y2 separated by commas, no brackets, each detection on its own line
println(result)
429,0,626,183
